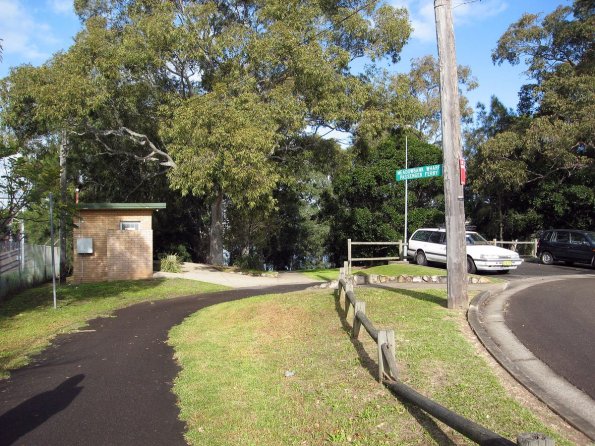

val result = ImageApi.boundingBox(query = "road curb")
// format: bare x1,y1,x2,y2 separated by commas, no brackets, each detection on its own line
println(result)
468,276,595,441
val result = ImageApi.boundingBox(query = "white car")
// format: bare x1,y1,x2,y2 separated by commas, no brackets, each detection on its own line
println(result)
407,228,523,274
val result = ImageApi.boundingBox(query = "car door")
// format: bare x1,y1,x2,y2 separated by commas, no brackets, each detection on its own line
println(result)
551,231,571,260
426,231,446,263
568,232,592,264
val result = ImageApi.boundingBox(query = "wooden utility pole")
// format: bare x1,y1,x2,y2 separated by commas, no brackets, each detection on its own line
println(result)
434,0,468,309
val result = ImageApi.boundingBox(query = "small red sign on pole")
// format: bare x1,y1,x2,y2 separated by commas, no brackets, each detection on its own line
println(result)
459,158,466,185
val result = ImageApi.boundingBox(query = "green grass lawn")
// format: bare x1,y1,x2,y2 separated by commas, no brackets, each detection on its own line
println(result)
358,263,447,277
301,263,459,281
169,288,572,446
0,278,228,377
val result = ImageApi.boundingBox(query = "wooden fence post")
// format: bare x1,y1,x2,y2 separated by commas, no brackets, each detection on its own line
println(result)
398,239,403,260
377,330,396,382
517,433,555,445
347,239,352,274
345,281,354,318
532,239,538,257
338,268,345,301
352,301,365,339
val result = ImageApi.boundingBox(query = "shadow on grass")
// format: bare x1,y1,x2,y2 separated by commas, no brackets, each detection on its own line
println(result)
368,284,448,308
333,290,457,446
333,291,379,382
0,278,169,319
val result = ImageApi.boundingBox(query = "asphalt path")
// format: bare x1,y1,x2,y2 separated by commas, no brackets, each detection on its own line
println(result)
0,284,313,446
504,277,595,400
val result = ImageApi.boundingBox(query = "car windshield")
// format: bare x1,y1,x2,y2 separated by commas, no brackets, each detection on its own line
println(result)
466,232,490,245
585,231,595,241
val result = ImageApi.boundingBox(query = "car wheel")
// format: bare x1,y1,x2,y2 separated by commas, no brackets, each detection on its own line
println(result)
467,256,477,274
416,251,427,266
540,251,554,265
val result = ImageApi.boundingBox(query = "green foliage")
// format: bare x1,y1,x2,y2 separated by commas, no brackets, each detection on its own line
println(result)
1,0,416,266
160,254,183,273
389,55,477,143
323,131,444,265
233,253,264,271
467,0,594,239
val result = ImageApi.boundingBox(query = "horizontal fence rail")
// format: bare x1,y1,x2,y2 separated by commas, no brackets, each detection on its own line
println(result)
491,239,538,258
335,266,554,446
347,239,404,273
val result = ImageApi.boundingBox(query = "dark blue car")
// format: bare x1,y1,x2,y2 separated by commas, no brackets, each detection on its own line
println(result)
537,229,595,267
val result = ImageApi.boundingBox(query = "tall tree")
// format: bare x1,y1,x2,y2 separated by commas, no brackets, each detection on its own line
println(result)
469,0,594,237
323,131,444,265
2,0,413,265
390,55,477,143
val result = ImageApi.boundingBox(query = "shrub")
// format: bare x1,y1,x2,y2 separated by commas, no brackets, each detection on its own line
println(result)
160,254,182,273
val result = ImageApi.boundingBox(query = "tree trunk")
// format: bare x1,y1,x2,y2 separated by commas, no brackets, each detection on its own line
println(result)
59,137,68,284
208,189,224,265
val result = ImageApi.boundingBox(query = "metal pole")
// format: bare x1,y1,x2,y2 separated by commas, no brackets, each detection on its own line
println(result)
49,193,57,309
20,219,25,271
404,136,408,260
434,0,468,309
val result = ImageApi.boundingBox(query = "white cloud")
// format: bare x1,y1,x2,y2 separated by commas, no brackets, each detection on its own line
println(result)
47,0,74,15
394,0,509,43
0,0,54,61
452,0,508,25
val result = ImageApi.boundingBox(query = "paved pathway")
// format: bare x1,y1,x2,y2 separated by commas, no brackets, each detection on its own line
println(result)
154,262,320,288
0,284,313,446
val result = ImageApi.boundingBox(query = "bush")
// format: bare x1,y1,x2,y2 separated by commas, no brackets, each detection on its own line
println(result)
233,253,263,271
160,254,182,273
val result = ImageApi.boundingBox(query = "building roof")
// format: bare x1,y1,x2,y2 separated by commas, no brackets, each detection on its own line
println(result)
77,203,166,210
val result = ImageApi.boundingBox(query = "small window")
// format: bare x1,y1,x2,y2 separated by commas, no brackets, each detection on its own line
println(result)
570,233,587,245
120,221,140,231
555,231,570,243
412,230,431,242
428,231,443,244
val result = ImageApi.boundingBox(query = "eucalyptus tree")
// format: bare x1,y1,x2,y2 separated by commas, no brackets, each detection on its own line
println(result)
469,0,594,237
389,55,477,143
1,0,414,265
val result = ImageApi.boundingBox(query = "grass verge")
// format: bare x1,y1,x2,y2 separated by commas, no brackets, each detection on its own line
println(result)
169,288,571,445
358,263,447,277
0,278,228,377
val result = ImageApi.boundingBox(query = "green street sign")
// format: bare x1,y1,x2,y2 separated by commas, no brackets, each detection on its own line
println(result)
396,164,443,181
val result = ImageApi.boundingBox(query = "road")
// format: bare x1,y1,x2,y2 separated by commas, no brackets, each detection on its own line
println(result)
505,258,594,280
504,276,595,400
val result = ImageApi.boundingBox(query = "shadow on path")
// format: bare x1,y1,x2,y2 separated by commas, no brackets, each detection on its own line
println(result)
0,375,84,446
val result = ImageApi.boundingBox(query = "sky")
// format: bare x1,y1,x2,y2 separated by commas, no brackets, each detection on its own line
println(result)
0,0,570,113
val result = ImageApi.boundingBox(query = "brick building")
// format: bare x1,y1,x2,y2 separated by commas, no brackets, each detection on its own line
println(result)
72,203,166,283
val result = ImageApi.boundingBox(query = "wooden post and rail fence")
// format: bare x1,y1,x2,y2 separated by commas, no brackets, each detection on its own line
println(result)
335,264,553,446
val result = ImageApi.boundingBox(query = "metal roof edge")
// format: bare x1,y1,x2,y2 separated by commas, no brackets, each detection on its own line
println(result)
77,203,166,210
